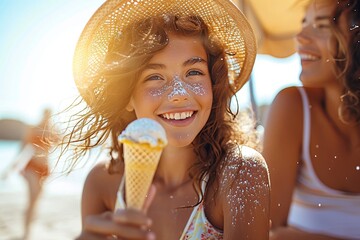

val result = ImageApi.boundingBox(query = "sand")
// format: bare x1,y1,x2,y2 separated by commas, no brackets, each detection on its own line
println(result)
0,190,81,240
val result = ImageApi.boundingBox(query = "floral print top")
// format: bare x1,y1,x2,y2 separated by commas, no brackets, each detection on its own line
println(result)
180,200,223,239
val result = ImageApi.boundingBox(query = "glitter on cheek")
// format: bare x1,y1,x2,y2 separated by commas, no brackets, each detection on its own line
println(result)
148,84,171,97
186,82,206,96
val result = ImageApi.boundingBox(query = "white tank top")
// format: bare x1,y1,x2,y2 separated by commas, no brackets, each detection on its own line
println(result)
288,87,360,239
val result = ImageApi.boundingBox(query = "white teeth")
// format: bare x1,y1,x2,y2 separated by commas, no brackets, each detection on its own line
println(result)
162,111,193,120
300,53,319,60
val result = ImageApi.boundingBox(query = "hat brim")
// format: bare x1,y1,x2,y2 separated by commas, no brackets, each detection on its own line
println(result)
73,0,257,102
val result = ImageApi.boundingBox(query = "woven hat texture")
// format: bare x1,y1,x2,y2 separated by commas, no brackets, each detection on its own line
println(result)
73,0,257,101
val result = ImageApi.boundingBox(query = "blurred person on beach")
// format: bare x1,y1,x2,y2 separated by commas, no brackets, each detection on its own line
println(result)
1,108,59,240
58,0,270,239
262,0,360,239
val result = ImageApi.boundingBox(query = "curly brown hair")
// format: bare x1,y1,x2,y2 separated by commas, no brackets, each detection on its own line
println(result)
331,0,360,124
59,15,259,200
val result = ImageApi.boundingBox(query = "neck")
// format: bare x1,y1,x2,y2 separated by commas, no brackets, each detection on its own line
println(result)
323,86,360,145
323,86,342,122
154,145,196,190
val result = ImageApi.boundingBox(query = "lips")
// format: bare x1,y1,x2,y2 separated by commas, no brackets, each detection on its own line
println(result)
161,111,194,120
299,53,320,61
297,48,321,61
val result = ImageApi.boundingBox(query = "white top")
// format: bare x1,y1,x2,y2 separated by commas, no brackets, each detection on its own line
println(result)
288,87,360,239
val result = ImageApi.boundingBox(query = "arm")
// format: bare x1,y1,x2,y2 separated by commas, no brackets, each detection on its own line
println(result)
77,162,154,240
80,163,114,226
262,87,303,229
221,146,270,240
263,87,345,240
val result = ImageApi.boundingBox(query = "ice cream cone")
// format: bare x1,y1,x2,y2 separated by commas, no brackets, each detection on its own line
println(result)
123,140,163,210
118,118,167,210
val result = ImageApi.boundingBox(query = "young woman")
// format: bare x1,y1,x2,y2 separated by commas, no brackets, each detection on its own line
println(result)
262,0,360,239
61,0,270,239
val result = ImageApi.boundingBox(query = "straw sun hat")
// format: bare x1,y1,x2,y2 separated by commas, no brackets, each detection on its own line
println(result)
73,0,257,103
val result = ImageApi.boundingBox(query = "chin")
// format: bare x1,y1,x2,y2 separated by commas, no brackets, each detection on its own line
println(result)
300,73,321,87
167,134,196,148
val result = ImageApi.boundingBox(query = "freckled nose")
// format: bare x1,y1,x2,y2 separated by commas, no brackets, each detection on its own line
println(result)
168,80,189,101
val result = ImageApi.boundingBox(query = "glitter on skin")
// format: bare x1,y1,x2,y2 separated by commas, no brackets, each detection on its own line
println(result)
149,75,206,99
219,147,270,227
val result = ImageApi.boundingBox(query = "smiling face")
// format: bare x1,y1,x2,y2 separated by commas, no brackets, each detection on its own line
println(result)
296,0,339,87
127,34,213,147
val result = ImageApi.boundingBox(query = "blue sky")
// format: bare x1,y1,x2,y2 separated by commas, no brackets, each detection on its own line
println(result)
0,1,302,125
0,1,103,124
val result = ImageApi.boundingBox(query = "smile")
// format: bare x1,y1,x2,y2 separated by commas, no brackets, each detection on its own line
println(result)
299,53,320,61
161,111,194,120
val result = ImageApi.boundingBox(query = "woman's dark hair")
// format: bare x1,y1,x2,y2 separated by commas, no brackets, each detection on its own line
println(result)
332,0,360,124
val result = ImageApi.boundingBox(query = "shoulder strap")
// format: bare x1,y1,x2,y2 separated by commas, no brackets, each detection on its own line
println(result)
179,177,207,240
297,87,311,163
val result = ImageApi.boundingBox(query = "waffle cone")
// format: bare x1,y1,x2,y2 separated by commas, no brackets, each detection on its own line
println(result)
123,141,162,210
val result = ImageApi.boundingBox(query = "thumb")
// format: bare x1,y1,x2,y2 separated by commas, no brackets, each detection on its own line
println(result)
142,184,156,213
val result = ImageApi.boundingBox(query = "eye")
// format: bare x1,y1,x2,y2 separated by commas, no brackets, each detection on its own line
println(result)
313,18,332,30
187,70,204,77
145,74,164,81
313,23,330,29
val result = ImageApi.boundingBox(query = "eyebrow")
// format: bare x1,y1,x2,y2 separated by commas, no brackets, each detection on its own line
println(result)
183,57,207,66
144,57,207,70
143,63,165,71
302,15,332,23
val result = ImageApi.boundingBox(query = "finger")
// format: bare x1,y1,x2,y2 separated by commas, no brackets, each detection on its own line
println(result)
84,210,154,239
142,184,156,213
84,213,119,235
113,209,152,227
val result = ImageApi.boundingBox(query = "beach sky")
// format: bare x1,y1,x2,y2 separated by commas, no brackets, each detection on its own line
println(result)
0,0,104,124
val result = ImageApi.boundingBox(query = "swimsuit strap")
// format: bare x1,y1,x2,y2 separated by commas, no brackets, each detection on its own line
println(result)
179,177,208,240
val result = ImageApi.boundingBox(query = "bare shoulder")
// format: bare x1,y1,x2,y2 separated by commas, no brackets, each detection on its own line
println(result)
85,161,118,184
274,86,302,99
274,86,320,103
220,145,270,192
83,160,123,211
85,160,123,188
228,145,268,173
240,145,268,171
264,86,304,139
216,145,270,238
270,87,302,115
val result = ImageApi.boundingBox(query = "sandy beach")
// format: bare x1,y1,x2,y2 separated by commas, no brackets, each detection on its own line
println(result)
0,187,82,240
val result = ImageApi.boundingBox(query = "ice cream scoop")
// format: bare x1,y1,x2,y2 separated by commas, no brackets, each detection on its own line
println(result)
118,118,167,148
